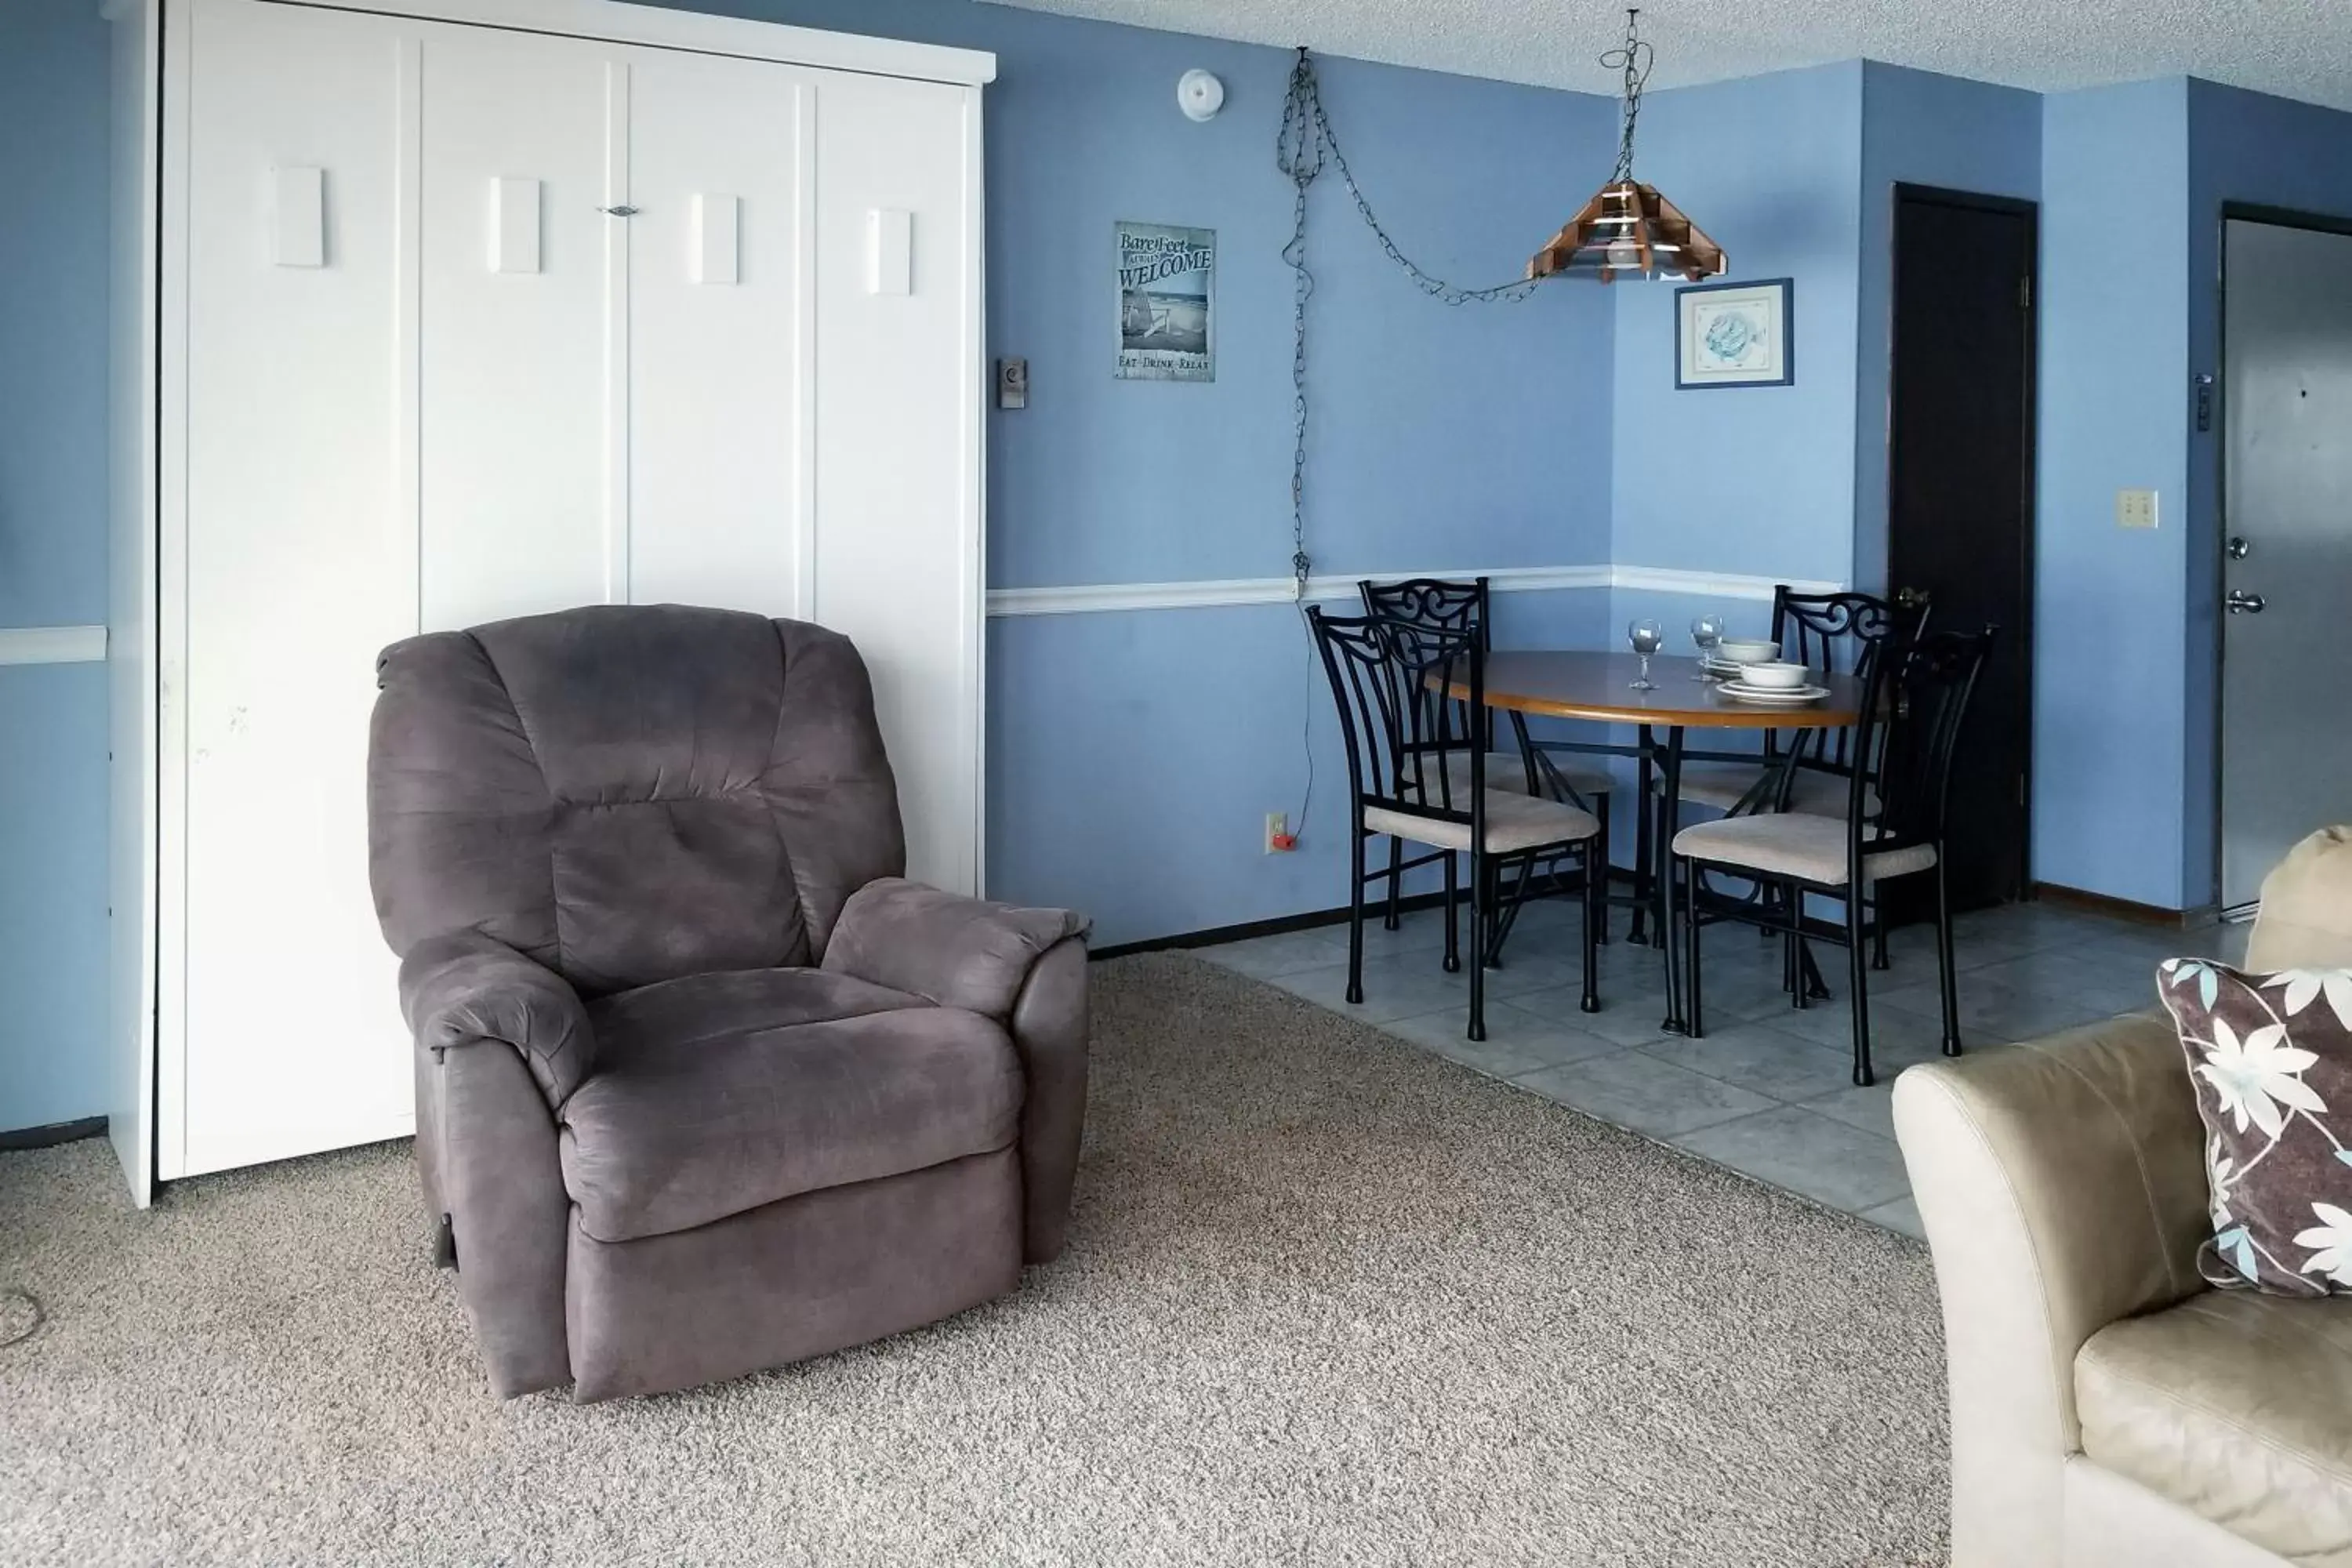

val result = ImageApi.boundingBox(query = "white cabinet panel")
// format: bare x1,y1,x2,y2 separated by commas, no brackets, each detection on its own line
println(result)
418,25,614,630
143,0,987,1181
624,51,808,616
179,0,413,1174
813,74,981,895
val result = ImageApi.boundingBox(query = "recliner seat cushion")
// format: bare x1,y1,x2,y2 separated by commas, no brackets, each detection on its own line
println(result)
586,966,919,1052
2075,1289,2352,1563
560,969,1023,1242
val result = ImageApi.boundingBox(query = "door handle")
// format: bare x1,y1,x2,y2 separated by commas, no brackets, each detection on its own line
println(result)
2227,590,2267,615
1893,586,1928,610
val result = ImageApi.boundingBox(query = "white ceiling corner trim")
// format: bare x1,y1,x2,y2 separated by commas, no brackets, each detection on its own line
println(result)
978,0,2352,113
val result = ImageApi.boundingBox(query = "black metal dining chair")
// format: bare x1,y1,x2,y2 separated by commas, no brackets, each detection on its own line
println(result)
1667,588,1924,817
1308,607,1603,1041
1661,587,1926,974
1359,576,1616,944
1668,626,1995,1086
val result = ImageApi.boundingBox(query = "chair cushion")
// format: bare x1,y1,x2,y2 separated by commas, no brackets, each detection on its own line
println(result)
1672,812,1934,887
2076,1289,2352,1563
1366,790,1599,855
561,968,1022,1242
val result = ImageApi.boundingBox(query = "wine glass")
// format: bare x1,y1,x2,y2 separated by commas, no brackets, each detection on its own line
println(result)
1627,619,1664,690
1690,613,1726,680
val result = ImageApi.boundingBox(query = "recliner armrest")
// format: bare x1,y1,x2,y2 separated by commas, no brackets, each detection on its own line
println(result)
822,877,1088,1021
1892,1013,2214,1568
401,931,597,1107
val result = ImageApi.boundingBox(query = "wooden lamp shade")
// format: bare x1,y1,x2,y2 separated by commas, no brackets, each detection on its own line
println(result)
1527,179,1727,284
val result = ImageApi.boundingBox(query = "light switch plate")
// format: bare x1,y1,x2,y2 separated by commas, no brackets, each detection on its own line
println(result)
2116,488,2159,529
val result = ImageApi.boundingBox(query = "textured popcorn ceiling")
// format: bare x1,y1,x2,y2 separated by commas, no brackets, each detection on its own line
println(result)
981,0,2352,111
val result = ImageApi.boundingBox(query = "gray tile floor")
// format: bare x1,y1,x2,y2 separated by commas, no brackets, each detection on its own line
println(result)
1196,894,2249,1237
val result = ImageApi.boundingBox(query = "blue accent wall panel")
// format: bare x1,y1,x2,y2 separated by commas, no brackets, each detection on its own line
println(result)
2033,80,2191,909
1853,64,2042,593
0,665,109,1130
1607,62,1865,608
0,0,114,1131
0,0,111,632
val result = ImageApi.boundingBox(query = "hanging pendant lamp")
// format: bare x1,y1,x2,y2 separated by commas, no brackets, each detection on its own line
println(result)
1527,9,1726,285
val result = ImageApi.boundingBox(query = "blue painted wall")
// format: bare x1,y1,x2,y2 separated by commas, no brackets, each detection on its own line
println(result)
2033,80,2192,909
1609,64,1865,597
1853,64,2042,593
0,0,114,1131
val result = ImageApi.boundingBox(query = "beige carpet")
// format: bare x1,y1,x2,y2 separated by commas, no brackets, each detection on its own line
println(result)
0,953,1950,1566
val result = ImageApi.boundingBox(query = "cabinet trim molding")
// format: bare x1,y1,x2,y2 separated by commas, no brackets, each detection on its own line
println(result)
229,0,997,84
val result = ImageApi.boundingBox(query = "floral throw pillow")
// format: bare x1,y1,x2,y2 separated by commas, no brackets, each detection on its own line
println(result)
2158,959,2352,1297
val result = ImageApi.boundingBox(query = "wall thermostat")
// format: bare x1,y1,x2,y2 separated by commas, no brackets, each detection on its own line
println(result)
1178,69,1224,122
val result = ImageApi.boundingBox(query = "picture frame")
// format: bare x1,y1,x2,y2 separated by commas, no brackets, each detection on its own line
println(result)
1675,278,1794,390
1115,220,1216,383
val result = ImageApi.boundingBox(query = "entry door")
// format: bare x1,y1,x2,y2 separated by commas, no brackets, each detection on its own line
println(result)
1886,187,2038,911
2221,219,2352,909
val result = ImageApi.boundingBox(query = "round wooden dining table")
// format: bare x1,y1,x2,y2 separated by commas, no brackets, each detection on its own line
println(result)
1439,649,1867,1036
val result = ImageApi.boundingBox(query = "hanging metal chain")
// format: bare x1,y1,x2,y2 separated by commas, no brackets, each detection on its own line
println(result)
1278,48,1540,312
1602,9,1655,183
1274,49,1537,597
1274,46,1543,843
1277,49,1323,600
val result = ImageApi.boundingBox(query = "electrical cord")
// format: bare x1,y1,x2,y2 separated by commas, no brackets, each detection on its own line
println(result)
1273,46,1539,847
1,1287,45,1349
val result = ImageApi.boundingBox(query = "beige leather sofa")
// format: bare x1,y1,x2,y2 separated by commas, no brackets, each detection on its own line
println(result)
1893,827,2352,1568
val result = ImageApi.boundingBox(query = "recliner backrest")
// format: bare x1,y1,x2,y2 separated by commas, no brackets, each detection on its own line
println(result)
368,603,905,994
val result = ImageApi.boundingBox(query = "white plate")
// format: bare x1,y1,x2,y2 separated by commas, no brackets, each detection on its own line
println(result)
1718,680,1831,704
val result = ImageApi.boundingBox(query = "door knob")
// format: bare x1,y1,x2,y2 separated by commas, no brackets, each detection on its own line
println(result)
1893,586,1928,610
2227,535,2252,561
2227,590,2267,615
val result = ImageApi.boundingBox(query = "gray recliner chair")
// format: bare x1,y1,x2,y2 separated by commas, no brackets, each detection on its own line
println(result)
367,604,1089,1401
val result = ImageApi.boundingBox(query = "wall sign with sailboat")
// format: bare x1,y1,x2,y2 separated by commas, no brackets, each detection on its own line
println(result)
1116,220,1216,382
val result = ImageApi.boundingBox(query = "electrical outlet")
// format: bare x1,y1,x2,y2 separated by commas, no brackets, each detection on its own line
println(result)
2115,488,2159,530
1265,811,1294,854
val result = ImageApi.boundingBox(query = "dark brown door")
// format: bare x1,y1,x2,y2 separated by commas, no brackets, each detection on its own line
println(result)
1887,185,2036,912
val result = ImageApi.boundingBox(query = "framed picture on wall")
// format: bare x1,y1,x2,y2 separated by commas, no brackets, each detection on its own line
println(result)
1675,278,1794,390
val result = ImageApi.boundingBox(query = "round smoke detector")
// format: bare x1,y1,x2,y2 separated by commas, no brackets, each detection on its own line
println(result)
1178,69,1225,122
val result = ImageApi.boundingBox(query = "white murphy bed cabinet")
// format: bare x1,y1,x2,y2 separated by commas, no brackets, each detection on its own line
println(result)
104,0,993,1200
